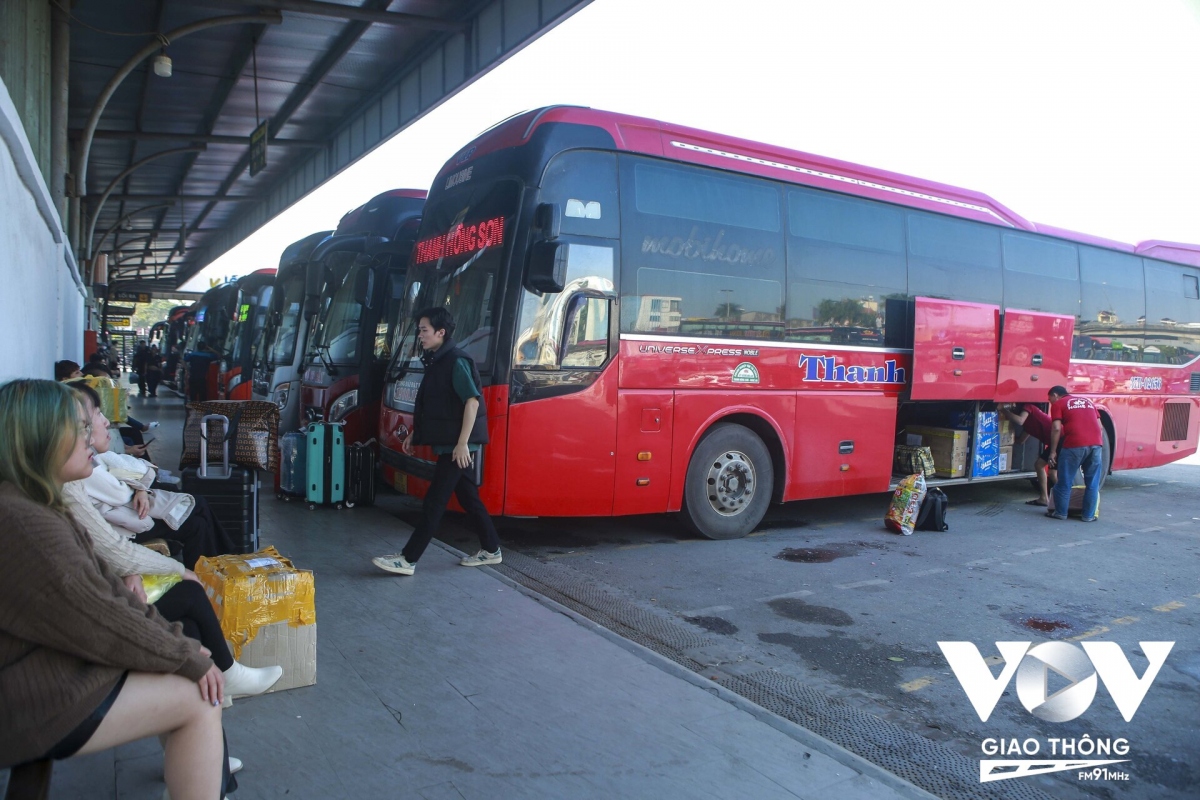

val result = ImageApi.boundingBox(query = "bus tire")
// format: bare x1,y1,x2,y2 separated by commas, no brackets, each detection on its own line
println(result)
680,423,774,540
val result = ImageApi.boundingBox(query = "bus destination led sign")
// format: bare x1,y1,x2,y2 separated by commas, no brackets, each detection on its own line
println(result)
414,216,505,264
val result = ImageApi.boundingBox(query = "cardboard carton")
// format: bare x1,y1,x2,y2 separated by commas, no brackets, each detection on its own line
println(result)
905,426,969,477
197,546,316,693
999,445,1014,473
999,416,1015,447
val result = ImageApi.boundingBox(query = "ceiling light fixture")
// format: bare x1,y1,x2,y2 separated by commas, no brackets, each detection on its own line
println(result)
153,52,172,78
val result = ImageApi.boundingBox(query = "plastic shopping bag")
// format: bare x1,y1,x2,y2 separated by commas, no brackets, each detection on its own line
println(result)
142,573,182,604
885,473,927,536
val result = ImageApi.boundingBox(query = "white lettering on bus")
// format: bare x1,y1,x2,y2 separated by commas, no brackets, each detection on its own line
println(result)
445,166,473,190
641,226,777,269
797,354,906,384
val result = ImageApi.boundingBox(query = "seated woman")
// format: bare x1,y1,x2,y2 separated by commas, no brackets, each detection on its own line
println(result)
55,359,84,381
63,387,283,702
68,382,238,568
0,378,228,799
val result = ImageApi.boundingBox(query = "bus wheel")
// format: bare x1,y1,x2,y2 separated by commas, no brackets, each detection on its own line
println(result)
680,423,774,540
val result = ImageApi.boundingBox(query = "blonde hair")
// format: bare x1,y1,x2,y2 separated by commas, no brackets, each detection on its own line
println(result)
0,379,82,514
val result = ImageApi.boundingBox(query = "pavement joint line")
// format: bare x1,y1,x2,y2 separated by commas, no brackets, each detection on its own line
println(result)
1058,540,1093,548
1067,625,1109,641
964,558,996,567
1138,526,1165,532
1140,483,1159,487
908,568,948,577
1111,616,1139,625
899,676,935,693
1152,600,1185,612
834,578,889,589
682,605,734,617
756,590,814,603
1099,533,1132,540
1014,547,1050,556
616,543,653,550
542,551,586,560
424,538,937,800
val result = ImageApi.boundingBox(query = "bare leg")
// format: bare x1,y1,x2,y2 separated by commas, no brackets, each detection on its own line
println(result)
1035,459,1050,504
74,672,223,800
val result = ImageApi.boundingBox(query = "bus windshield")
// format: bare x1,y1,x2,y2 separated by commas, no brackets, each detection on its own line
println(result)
390,179,518,373
309,251,367,364
264,272,306,367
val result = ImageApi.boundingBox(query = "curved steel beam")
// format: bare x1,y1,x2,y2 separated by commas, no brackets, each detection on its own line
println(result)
72,11,282,238
86,145,204,258
94,203,174,255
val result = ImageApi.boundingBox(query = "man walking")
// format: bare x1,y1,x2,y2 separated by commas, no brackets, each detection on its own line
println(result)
373,307,501,575
1045,386,1104,522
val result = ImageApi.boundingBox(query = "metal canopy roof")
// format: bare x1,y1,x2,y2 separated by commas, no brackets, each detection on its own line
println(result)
68,0,590,292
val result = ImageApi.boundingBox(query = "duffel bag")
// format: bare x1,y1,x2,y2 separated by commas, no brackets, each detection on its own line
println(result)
181,400,280,473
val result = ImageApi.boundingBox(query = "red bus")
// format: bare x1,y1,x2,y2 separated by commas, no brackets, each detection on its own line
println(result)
379,106,1200,539
218,268,276,400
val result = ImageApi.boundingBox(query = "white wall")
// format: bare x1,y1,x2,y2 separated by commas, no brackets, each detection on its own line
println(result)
0,75,84,383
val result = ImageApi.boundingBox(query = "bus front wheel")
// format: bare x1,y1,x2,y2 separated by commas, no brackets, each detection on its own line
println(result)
680,423,774,540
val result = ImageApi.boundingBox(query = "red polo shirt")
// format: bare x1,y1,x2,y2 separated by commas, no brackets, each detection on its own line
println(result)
1050,395,1103,448
1019,405,1052,444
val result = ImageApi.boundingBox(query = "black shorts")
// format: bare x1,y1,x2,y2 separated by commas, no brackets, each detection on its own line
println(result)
1039,442,1064,464
41,672,127,761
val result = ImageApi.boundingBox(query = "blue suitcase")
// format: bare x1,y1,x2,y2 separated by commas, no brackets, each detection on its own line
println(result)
278,431,307,500
305,422,345,509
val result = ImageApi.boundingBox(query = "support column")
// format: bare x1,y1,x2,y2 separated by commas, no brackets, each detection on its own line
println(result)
50,1,69,226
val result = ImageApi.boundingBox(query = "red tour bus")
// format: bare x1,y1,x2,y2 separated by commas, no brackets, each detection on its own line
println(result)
218,268,276,400
380,106,1200,539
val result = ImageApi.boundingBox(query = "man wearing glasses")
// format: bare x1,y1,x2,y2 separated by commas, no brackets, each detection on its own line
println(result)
1045,385,1104,522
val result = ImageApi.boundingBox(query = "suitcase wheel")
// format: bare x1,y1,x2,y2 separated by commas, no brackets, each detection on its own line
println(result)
344,501,356,509
307,502,317,511
335,502,345,511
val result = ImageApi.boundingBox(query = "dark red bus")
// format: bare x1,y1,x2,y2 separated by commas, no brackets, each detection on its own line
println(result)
218,268,276,400
299,189,425,446
380,106,1200,539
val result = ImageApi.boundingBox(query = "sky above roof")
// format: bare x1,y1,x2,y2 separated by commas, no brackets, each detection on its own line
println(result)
184,0,1200,291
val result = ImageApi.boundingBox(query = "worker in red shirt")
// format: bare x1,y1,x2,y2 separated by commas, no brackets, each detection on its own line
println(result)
1045,386,1104,522
999,403,1057,506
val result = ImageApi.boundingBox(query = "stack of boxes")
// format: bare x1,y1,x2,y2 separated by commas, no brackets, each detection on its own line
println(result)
972,411,1000,477
898,408,1017,478
998,414,1015,472
902,426,969,477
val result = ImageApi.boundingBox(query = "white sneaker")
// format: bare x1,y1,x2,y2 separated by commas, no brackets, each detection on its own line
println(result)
228,756,243,775
459,549,502,567
222,661,283,697
373,554,415,575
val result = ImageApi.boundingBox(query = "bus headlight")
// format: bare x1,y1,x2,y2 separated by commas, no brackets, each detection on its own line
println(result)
329,389,359,423
271,384,291,411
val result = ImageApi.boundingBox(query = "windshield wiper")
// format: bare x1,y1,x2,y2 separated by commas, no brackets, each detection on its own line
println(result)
308,345,339,376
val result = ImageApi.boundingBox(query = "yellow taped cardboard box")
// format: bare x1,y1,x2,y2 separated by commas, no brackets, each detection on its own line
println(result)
196,546,316,693
999,416,1015,447
904,425,969,477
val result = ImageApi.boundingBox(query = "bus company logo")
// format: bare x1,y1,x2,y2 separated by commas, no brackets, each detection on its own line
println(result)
731,363,759,384
445,166,473,190
797,354,906,384
939,640,1174,784
455,145,476,165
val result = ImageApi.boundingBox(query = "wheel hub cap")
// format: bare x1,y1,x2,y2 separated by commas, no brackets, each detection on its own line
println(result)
706,450,755,516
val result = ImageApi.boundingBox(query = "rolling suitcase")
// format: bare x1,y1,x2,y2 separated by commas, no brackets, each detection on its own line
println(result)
305,421,345,509
278,431,307,500
345,441,376,507
181,414,259,554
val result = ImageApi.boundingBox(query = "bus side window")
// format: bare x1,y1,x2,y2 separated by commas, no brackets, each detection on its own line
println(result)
540,151,619,239
1078,247,1144,362
561,297,610,369
1144,259,1200,365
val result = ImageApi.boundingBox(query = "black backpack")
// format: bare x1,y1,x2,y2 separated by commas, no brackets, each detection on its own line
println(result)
916,487,949,531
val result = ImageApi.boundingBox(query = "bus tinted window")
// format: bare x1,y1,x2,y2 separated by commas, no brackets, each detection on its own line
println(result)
1077,247,1144,362
786,188,905,347
633,161,780,232
1001,233,1079,317
621,158,785,340
540,150,619,238
515,243,615,368
1144,259,1200,365
907,213,1002,305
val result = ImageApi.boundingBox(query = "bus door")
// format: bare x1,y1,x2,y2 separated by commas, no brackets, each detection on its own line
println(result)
995,309,1075,403
909,297,999,400
505,240,618,516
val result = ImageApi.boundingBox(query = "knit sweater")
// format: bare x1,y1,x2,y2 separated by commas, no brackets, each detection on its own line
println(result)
62,480,185,578
0,482,212,768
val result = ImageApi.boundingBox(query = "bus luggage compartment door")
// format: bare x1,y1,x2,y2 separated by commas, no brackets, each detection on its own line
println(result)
995,309,1075,403
910,297,998,400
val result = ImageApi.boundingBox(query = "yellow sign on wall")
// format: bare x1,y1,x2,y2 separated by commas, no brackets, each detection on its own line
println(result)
110,317,133,328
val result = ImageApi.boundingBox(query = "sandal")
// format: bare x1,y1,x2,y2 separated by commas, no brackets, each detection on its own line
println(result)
1025,499,1047,506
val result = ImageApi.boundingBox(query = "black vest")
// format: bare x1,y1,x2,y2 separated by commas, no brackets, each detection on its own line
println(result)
412,341,489,446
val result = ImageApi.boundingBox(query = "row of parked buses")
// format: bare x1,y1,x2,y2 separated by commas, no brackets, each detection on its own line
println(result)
164,106,1200,539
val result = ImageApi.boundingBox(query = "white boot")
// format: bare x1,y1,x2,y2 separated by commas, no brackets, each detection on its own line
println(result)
222,661,283,697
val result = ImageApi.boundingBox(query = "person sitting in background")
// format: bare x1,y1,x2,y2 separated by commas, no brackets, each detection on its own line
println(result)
68,382,239,569
82,351,113,378
55,360,84,381
0,378,230,798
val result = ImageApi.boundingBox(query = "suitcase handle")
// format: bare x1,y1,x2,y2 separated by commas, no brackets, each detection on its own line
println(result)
199,414,232,479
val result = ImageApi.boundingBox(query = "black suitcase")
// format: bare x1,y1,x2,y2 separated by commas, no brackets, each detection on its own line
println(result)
181,414,259,553
346,441,376,507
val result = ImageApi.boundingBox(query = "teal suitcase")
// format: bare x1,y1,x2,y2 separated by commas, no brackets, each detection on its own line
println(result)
305,422,346,509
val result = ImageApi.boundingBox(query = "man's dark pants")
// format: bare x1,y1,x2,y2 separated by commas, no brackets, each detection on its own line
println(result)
402,452,500,563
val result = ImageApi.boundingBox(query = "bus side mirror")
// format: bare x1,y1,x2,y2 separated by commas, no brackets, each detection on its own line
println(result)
355,266,377,309
304,260,323,319
526,241,567,294
535,202,561,240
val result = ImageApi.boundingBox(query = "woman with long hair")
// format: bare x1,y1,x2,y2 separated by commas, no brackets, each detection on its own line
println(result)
0,379,228,798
